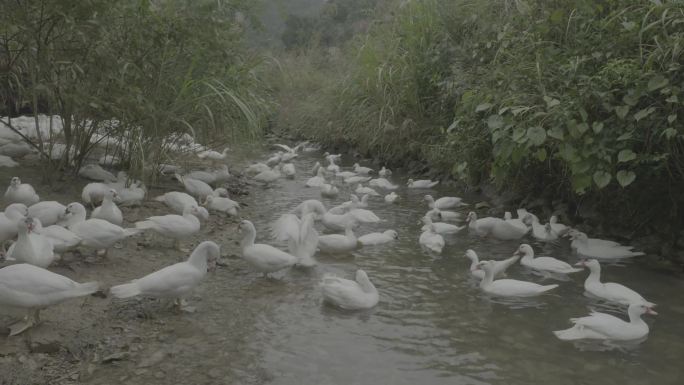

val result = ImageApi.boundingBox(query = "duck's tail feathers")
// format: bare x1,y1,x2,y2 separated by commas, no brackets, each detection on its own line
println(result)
134,221,156,231
110,282,141,298
69,281,100,298
541,284,559,292
553,325,585,341
124,227,143,237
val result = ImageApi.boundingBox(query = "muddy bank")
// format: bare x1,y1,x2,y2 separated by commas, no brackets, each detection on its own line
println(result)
0,148,275,385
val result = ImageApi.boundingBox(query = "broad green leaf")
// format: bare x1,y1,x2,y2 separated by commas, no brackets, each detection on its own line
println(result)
487,114,504,129
535,148,547,161
618,149,637,163
622,21,636,30
617,132,633,141
668,114,676,123
579,108,588,122
623,92,640,106
666,95,678,103
543,95,560,108
615,105,630,119
593,171,612,189
616,170,636,187
634,107,655,121
572,174,592,194
664,127,677,139
526,126,546,145
548,126,564,140
576,122,589,134
476,103,493,112
511,106,530,116
512,127,527,143
647,75,669,91
592,121,604,134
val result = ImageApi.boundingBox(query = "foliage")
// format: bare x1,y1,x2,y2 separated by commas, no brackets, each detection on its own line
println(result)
273,0,684,236
0,0,272,180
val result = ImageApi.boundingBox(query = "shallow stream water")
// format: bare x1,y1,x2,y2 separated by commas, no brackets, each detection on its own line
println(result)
187,147,684,385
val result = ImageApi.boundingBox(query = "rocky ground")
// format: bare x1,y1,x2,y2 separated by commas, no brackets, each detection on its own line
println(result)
0,153,270,385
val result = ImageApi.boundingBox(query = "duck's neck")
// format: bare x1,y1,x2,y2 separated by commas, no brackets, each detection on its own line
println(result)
479,268,494,288
520,252,533,264
64,211,86,227
102,197,115,210
586,263,602,285
188,243,215,271
357,275,376,293
345,227,355,239
627,308,647,327
467,255,479,271
241,228,256,248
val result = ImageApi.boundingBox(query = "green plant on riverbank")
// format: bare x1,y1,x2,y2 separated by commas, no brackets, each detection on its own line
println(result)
273,0,684,243
0,0,272,180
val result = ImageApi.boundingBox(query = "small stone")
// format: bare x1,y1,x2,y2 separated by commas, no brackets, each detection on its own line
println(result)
208,368,222,379
138,349,167,368
155,371,165,379
134,369,148,376
102,352,130,364
28,334,62,354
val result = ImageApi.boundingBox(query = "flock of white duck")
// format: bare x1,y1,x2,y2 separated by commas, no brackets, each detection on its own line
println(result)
0,138,658,346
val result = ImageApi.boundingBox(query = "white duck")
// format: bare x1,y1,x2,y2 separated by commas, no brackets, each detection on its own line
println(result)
293,199,327,220
212,165,231,184
37,224,81,254
348,208,381,224
466,211,502,237
327,160,340,174
0,264,99,335
91,189,123,226
28,201,66,226
464,249,518,280
321,270,379,310
576,259,654,306
135,205,202,250
355,184,380,196
424,195,465,209
359,230,398,246
419,224,445,254
311,161,322,176
353,163,373,175
318,224,360,254
426,208,461,222
205,195,239,216
60,202,139,255
421,216,464,234
0,203,28,246
548,215,570,236
176,174,213,202
239,220,297,276
245,162,271,175
569,231,644,260
82,182,110,207
554,303,656,342
336,171,357,179
253,166,281,185
154,191,198,213
516,244,582,274
306,168,327,187
185,170,217,185
379,166,392,177
6,217,55,268
114,182,146,207
110,241,219,310
5,177,39,205
281,163,296,179
322,211,357,232
197,147,229,161
272,213,319,267
369,178,398,190
320,183,339,198
407,179,438,189
384,192,400,203
476,260,558,297
345,175,371,185
78,164,117,182
530,218,559,242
